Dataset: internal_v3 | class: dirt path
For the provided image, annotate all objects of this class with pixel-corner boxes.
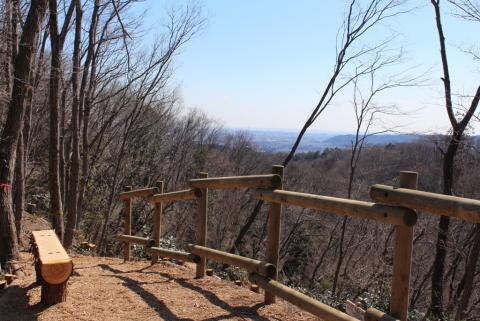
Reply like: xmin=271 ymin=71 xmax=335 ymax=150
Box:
xmin=0 ymin=254 xmax=317 ymax=321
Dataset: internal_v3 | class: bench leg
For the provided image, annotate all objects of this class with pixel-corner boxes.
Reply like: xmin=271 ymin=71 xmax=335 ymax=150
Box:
xmin=34 ymin=260 xmax=43 ymax=285
xmin=41 ymin=281 xmax=68 ymax=305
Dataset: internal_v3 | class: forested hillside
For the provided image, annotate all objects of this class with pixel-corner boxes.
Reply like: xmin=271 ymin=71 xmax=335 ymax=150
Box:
xmin=1 ymin=1 xmax=480 ymax=321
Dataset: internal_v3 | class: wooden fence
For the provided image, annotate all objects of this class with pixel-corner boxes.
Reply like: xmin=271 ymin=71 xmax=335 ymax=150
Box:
xmin=117 ymin=166 xmax=480 ymax=321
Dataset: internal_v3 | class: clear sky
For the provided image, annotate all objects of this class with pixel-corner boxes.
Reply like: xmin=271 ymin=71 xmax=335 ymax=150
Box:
xmin=136 ymin=1 xmax=480 ymax=134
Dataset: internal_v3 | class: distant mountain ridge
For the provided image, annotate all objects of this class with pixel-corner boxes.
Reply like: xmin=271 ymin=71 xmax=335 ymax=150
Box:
xmin=322 ymin=134 xmax=418 ymax=147
xmin=232 ymin=129 xmax=420 ymax=153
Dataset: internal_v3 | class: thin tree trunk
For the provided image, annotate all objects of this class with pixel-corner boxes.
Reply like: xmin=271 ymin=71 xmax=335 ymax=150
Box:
xmin=13 ymin=130 xmax=24 ymax=243
xmin=47 ymin=0 xmax=74 ymax=242
xmin=3 ymin=0 xmax=12 ymax=99
xmin=59 ymin=83 xmax=67 ymax=209
xmin=64 ymin=0 xmax=82 ymax=249
xmin=11 ymin=0 xmax=22 ymax=244
xmin=76 ymin=0 xmax=99 ymax=229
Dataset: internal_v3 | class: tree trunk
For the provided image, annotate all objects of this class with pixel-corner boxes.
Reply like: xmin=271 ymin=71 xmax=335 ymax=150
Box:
xmin=455 ymin=224 xmax=480 ymax=320
xmin=48 ymin=0 xmax=74 ymax=242
xmin=64 ymin=0 xmax=82 ymax=249
xmin=0 ymin=0 xmax=48 ymax=267
xmin=431 ymin=132 xmax=460 ymax=319
xmin=76 ymin=0 xmax=100 ymax=228
xmin=13 ymin=130 xmax=24 ymax=243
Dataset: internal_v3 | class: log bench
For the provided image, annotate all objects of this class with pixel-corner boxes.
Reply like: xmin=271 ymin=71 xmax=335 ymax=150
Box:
xmin=31 ymin=230 xmax=73 ymax=305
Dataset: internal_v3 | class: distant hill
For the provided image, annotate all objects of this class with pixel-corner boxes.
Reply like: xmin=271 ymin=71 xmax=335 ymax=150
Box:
xmin=234 ymin=129 xmax=421 ymax=153
xmin=322 ymin=134 xmax=418 ymax=148
xmin=244 ymin=129 xmax=333 ymax=153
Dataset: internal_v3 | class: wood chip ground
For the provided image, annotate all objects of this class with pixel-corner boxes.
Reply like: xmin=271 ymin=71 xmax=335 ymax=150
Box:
xmin=0 ymin=253 xmax=318 ymax=320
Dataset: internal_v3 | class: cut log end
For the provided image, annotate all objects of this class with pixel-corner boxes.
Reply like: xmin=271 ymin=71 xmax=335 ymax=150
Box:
xmin=41 ymin=261 xmax=73 ymax=285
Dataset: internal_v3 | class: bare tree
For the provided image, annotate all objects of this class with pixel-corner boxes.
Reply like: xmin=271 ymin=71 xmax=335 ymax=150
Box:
xmin=47 ymin=0 xmax=74 ymax=241
xmin=229 ymin=0 xmax=410 ymax=256
xmin=0 ymin=0 xmax=48 ymax=270
xmin=429 ymin=1 xmax=480 ymax=319
xmin=331 ymin=53 xmax=419 ymax=295
xmin=63 ymin=0 xmax=82 ymax=249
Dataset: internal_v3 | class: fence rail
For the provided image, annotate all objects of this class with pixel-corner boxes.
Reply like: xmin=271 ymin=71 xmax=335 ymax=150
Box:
xmin=146 ymin=247 xmax=199 ymax=263
xmin=189 ymin=174 xmax=281 ymax=189
xmin=119 ymin=187 xmax=157 ymax=200
xmin=255 ymin=189 xmax=417 ymax=226
xmin=249 ymin=272 xmax=359 ymax=321
xmin=149 ymin=189 xmax=200 ymax=203
xmin=116 ymin=234 xmax=155 ymax=247
xmin=370 ymin=184 xmax=480 ymax=223
xmin=117 ymin=167 xmax=479 ymax=321
xmin=186 ymin=244 xmax=276 ymax=276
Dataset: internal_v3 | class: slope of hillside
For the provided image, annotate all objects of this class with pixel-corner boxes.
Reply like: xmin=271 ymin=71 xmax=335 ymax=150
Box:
xmin=0 ymin=254 xmax=316 ymax=321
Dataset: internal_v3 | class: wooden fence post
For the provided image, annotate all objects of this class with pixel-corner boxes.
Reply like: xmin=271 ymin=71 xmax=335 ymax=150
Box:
xmin=151 ymin=181 xmax=164 ymax=264
xmin=265 ymin=165 xmax=284 ymax=304
xmin=123 ymin=186 xmax=133 ymax=262
xmin=390 ymin=171 xmax=417 ymax=321
xmin=196 ymin=172 xmax=208 ymax=278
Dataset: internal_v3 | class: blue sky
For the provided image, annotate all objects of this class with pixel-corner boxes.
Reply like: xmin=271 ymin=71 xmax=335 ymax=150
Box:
xmin=135 ymin=1 xmax=480 ymax=134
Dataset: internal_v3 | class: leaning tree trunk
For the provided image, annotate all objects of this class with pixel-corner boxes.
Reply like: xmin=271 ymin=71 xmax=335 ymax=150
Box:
xmin=0 ymin=0 xmax=48 ymax=267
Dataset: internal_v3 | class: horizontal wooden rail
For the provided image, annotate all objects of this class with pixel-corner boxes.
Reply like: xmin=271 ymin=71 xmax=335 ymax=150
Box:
xmin=186 ymin=244 xmax=276 ymax=276
xmin=249 ymin=273 xmax=359 ymax=321
xmin=370 ymin=184 xmax=480 ymax=223
xmin=146 ymin=247 xmax=200 ymax=263
xmin=116 ymin=234 xmax=155 ymax=247
xmin=255 ymin=189 xmax=417 ymax=226
xmin=365 ymin=308 xmax=399 ymax=321
xmin=119 ymin=187 xmax=157 ymax=200
xmin=189 ymin=174 xmax=281 ymax=190
xmin=149 ymin=189 xmax=201 ymax=203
